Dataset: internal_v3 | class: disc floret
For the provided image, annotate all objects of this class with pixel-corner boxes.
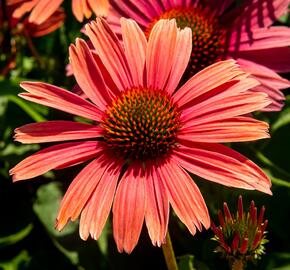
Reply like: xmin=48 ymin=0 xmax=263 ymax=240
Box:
xmin=102 ymin=88 xmax=180 ymax=160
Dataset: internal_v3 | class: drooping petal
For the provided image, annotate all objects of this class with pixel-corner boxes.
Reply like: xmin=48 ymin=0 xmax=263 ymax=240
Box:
xmin=172 ymin=143 xmax=272 ymax=194
xmin=173 ymin=60 xmax=246 ymax=109
xmin=113 ymin=162 xmax=146 ymax=253
xmin=156 ymin=158 xmax=210 ymax=235
xmin=227 ymin=0 xmax=289 ymax=30
xmin=14 ymin=121 xmax=103 ymax=143
xmin=233 ymin=47 xmax=290 ymax=73
xmin=56 ymin=154 xmax=114 ymax=231
xmin=19 ymin=82 xmax=103 ymax=121
xmin=29 ymin=0 xmax=63 ymax=24
xmin=79 ymin=161 xmax=122 ymax=241
xmin=179 ymin=117 xmax=269 ymax=143
xmin=85 ymin=18 xmax=133 ymax=91
xmin=208 ymin=0 xmax=234 ymax=16
xmin=237 ymin=58 xmax=289 ymax=111
xmin=69 ymin=39 xmax=112 ymax=110
xmin=146 ymin=19 xmax=178 ymax=90
xmin=144 ymin=160 xmax=169 ymax=247
xmin=120 ymin=18 xmax=147 ymax=87
xmin=10 ymin=141 xmax=102 ymax=181
xmin=228 ymin=27 xmax=290 ymax=52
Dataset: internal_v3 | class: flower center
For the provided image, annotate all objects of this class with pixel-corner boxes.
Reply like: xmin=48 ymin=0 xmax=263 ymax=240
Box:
xmin=102 ymin=88 xmax=180 ymax=160
xmin=146 ymin=7 xmax=225 ymax=77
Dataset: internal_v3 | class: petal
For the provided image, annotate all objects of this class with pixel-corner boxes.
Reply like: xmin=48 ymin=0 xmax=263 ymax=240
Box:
xmin=79 ymin=161 xmax=122 ymax=241
xmin=120 ymin=18 xmax=147 ymax=87
xmin=113 ymin=162 xmax=146 ymax=253
xmin=69 ymin=39 xmax=112 ymax=110
xmin=146 ymin=19 xmax=178 ymax=90
xmin=85 ymin=18 xmax=133 ymax=91
xmin=165 ymin=27 xmax=192 ymax=95
xmin=87 ymin=0 xmax=110 ymax=17
xmin=179 ymin=116 xmax=269 ymax=143
xmin=172 ymin=143 xmax=272 ymax=194
xmin=109 ymin=0 xmax=154 ymax=28
xmin=227 ymin=0 xmax=289 ymax=29
xmin=19 ymin=82 xmax=103 ymax=121
xmin=56 ymin=154 xmax=115 ymax=231
xmin=173 ymin=60 xmax=246 ymax=109
xmin=29 ymin=0 xmax=64 ymax=24
xmin=233 ymin=47 xmax=290 ymax=73
xmin=10 ymin=141 xmax=102 ymax=181
xmin=181 ymin=89 xmax=270 ymax=126
xmin=144 ymin=160 xmax=169 ymax=247
xmin=26 ymin=8 xmax=65 ymax=37
xmin=229 ymin=27 xmax=290 ymax=52
xmin=14 ymin=121 xmax=102 ymax=143
xmin=156 ymin=158 xmax=210 ymax=234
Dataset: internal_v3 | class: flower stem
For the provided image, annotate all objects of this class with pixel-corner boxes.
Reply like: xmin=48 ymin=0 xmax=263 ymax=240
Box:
xmin=231 ymin=259 xmax=244 ymax=270
xmin=162 ymin=231 xmax=179 ymax=270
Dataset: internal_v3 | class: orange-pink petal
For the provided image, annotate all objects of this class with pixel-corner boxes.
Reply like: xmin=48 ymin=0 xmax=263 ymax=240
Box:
xmin=10 ymin=141 xmax=102 ymax=181
xmin=14 ymin=121 xmax=102 ymax=143
xmin=19 ymin=82 xmax=103 ymax=121
xmin=85 ymin=18 xmax=133 ymax=91
xmin=120 ymin=18 xmax=147 ymax=87
xmin=56 ymin=154 xmax=114 ymax=231
xmin=69 ymin=38 xmax=112 ymax=110
xmin=79 ymin=161 xmax=122 ymax=241
xmin=173 ymin=143 xmax=272 ymax=194
xmin=157 ymin=158 xmax=210 ymax=235
xmin=144 ymin=160 xmax=169 ymax=247
xmin=113 ymin=163 xmax=146 ymax=253
xmin=146 ymin=19 xmax=178 ymax=90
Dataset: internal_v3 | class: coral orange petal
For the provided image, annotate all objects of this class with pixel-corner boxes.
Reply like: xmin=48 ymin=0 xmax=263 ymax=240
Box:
xmin=69 ymin=39 xmax=112 ymax=110
xmin=56 ymin=154 xmax=113 ymax=231
xmin=29 ymin=0 xmax=63 ymax=24
xmin=14 ymin=121 xmax=103 ymax=143
xmin=173 ymin=60 xmax=245 ymax=109
xmin=85 ymin=18 xmax=133 ymax=91
xmin=165 ymin=27 xmax=192 ymax=95
xmin=157 ymin=158 xmax=210 ymax=234
xmin=19 ymin=82 xmax=103 ymax=121
xmin=144 ymin=160 xmax=169 ymax=247
xmin=179 ymin=117 xmax=269 ymax=143
xmin=146 ymin=19 xmax=178 ymax=90
xmin=113 ymin=163 xmax=146 ymax=253
xmin=173 ymin=143 xmax=272 ymax=194
xmin=10 ymin=141 xmax=102 ymax=181
xmin=120 ymin=18 xmax=147 ymax=87
xmin=79 ymin=161 xmax=122 ymax=241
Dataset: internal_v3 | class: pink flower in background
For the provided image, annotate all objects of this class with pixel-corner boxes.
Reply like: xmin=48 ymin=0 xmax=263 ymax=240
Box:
xmin=1 ymin=1 xmax=65 ymax=37
xmin=108 ymin=0 xmax=290 ymax=111
xmin=10 ymin=18 xmax=271 ymax=253
xmin=7 ymin=0 xmax=109 ymax=23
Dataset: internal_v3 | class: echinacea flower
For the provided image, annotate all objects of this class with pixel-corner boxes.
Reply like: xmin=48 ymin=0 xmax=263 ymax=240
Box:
xmin=1 ymin=1 xmax=65 ymax=38
xmin=108 ymin=0 xmax=290 ymax=111
xmin=10 ymin=18 xmax=272 ymax=253
xmin=7 ymin=0 xmax=109 ymax=23
xmin=211 ymin=196 xmax=268 ymax=269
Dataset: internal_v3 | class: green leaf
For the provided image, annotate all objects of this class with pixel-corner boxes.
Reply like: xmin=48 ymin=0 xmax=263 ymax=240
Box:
xmin=271 ymin=107 xmax=290 ymax=133
xmin=0 ymin=224 xmax=33 ymax=248
xmin=33 ymin=182 xmax=77 ymax=237
xmin=0 ymin=250 xmax=30 ymax=270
